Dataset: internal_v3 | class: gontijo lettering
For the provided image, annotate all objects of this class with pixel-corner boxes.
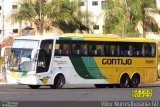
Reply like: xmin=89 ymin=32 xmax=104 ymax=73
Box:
xmin=102 ymin=58 xmax=132 ymax=65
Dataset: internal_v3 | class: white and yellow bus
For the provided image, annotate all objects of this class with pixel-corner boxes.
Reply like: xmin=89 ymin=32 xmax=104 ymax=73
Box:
xmin=6 ymin=34 xmax=158 ymax=89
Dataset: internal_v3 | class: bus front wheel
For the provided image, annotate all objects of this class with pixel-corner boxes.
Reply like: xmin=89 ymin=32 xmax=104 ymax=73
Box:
xmin=129 ymin=74 xmax=140 ymax=88
xmin=50 ymin=74 xmax=65 ymax=89
xmin=28 ymin=85 xmax=41 ymax=89
xmin=119 ymin=74 xmax=130 ymax=88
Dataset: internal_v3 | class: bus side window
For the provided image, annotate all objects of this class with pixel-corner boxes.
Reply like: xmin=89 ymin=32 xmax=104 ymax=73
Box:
xmin=145 ymin=43 xmax=155 ymax=57
xmin=96 ymin=44 xmax=104 ymax=56
xmin=89 ymin=43 xmax=104 ymax=56
xmin=89 ymin=44 xmax=97 ymax=55
xmin=55 ymin=44 xmax=61 ymax=55
xmin=72 ymin=44 xmax=80 ymax=55
xmin=109 ymin=45 xmax=117 ymax=56
xmin=151 ymin=44 xmax=156 ymax=57
xmin=92 ymin=50 xmax=97 ymax=55
xmin=89 ymin=44 xmax=96 ymax=55
xmin=132 ymin=43 xmax=143 ymax=57
xmin=62 ymin=44 xmax=70 ymax=55
xmin=120 ymin=43 xmax=130 ymax=56
xmin=81 ymin=44 xmax=88 ymax=55
xmin=55 ymin=42 xmax=70 ymax=56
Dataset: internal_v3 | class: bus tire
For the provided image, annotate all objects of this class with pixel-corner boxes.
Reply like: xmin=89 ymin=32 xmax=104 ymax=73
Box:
xmin=50 ymin=74 xmax=65 ymax=89
xmin=129 ymin=74 xmax=140 ymax=88
xmin=119 ymin=74 xmax=130 ymax=88
xmin=94 ymin=84 xmax=107 ymax=88
xmin=28 ymin=85 xmax=41 ymax=89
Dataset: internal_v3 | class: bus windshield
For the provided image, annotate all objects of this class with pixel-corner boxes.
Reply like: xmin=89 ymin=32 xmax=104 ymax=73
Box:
xmin=9 ymin=40 xmax=39 ymax=72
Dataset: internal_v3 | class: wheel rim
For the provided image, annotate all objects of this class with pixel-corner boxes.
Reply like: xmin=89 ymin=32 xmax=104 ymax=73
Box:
xmin=132 ymin=78 xmax=138 ymax=84
xmin=131 ymin=75 xmax=140 ymax=87
xmin=120 ymin=75 xmax=129 ymax=88
xmin=54 ymin=75 xmax=65 ymax=88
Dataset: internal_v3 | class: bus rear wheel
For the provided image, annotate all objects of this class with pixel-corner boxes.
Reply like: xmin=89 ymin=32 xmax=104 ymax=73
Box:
xmin=50 ymin=74 xmax=65 ymax=89
xmin=28 ymin=85 xmax=41 ymax=89
xmin=119 ymin=74 xmax=130 ymax=88
xmin=129 ymin=74 xmax=140 ymax=88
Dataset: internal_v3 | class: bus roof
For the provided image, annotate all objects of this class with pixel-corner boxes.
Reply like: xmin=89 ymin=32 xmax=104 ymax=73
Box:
xmin=14 ymin=35 xmax=57 ymax=41
xmin=14 ymin=34 xmax=157 ymax=43
xmin=60 ymin=33 xmax=157 ymax=43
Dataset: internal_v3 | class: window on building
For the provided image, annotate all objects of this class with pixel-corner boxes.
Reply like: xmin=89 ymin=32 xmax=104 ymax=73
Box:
xmin=0 ymin=30 xmax=2 ymax=34
xmin=92 ymin=1 xmax=98 ymax=6
xmin=93 ymin=25 xmax=99 ymax=30
xmin=13 ymin=29 xmax=18 ymax=33
xmin=80 ymin=2 xmax=85 ymax=6
xmin=12 ymin=5 xmax=17 ymax=9
xmin=0 ymin=6 xmax=1 ymax=10
xmin=101 ymin=1 xmax=107 ymax=9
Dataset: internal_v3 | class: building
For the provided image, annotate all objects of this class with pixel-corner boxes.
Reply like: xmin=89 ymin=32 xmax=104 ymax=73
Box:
xmin=0 ymin=0 xmax=19 ymax=42
xmin=80 ymin=0 xmax=106 ymax=34
xmin=0 ymin=0 xmax=159 ymax=43
xmin=0 ymin=0 xmax=106 ymax=42
xmin=0 ymin=0 xmax=30 ymax=43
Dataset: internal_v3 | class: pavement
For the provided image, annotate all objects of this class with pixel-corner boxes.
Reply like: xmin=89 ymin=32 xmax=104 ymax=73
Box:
xmin=0 ymin=78 xmax=160 ymax=85
xmin=0 ymin=78 xmax=8 ymax=84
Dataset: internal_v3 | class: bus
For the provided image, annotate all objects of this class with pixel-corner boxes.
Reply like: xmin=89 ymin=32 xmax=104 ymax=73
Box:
xmin=6 ymin=34 xmax=158 ymax=89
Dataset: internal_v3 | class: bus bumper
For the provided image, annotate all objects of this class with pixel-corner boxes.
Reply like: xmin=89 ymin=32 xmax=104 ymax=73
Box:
xmin=6 ymin=72 xmax=38 ymax=85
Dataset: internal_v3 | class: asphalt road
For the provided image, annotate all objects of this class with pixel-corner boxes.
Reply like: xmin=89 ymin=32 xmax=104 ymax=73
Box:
xmin=0 ymin=84 xmax=160 ymax=107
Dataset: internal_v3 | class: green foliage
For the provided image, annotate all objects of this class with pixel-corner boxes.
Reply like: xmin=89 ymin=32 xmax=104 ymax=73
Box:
xmin=0 ymin=57 xmax=3 ymax=65
xmin=10 ymin=0 xmax=91 ymax=35
xmin=10 ymin=1 xmax=36 ymax=23
xmin=104 ymin=0 xmax=158 ymax=37
xmin=143 ymin=0 xmax=156 ymax=8
xmin=49 ymin=0 xmax=91 ymax=33
xmin=104 ymin=0 xmax=142 ymax=37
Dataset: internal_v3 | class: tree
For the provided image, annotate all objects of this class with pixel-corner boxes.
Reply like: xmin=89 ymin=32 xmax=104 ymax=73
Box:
xmin=0 ymin=36 xmax=13 ymax=48
xmin=10 ymin=0 xmax=61 ymax=35
xmin=10 ymin=0 xmax=91 ymax=35
xmin=10 ymin=1 xmax=36 ymax=35
xmin=103 ymin=0 xmax=158 ymax=37
xmin=48 ymin=0 xmax=91 ymax=33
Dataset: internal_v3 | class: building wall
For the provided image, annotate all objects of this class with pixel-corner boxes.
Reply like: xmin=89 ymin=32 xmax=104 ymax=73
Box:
xmin=0 ymin=0 xmax=19 ymax=41
xmin=80 ymin=0 xmax=105 ymax=34
xmin=156 ymin=0 xmax=160 ymax=9
xmin=0 ymin=0 xmax=32 ymax=43
xmin=0 ymin=0 xmax=159 ymax=43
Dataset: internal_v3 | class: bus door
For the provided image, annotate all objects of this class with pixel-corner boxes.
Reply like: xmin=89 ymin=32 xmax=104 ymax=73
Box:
xmin=36 ymin=40 xmax=53 ymax=73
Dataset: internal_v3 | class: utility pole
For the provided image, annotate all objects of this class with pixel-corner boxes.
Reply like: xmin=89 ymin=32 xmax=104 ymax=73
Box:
xmin=2 ymin=0 xmax=5 ymax=40
xmin=142 ymin=0 xmax=145 ymax=38
xmin=86 ymin=0 xmax=89 ymax=33
xmin=39 ymin=0 xmax=42 ymax=35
